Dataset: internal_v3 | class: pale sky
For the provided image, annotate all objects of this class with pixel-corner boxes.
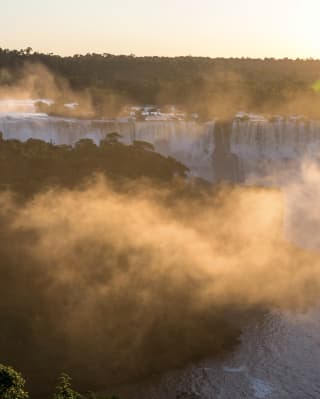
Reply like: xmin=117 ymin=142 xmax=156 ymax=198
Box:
xmin=2 ymin=0 xmax=320 ymax=58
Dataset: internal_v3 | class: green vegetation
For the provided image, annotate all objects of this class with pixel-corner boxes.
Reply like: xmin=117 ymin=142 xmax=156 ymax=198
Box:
xmin=53 ymin=374 xmax=82 ymax=399
xmin=0 ymin=132 xmax=241 ymax=397
xmin=0 ymin=132 xmax=188 ymax=195
xmin=132 ymin=140 xmax=155 ymax=151
xmin=2 ymin=48 xmax=309 ymax=399
xmin=1 ymin=48 xmax=320 ymax=118
xmin=0 ymin=366 xmax=118 ymax=399
xmin=0 ymin=364 xmax=28 ymax=399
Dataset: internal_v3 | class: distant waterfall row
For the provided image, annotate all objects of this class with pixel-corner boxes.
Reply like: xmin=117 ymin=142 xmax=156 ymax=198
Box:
xmin=1 ymin=114 xmax=320 ymax=183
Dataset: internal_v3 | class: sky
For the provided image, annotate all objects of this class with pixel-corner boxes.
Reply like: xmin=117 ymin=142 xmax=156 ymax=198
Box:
xmin=2 ymin=0 xmax=320 ymax=58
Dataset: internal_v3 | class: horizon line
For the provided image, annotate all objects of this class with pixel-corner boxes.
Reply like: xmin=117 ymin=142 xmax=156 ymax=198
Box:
xmin=1 ymin=47 xmax=320 ymax=61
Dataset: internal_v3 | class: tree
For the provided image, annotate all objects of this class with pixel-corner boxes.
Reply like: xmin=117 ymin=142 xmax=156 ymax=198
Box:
xmin=0 ymin=364 xmax=28 ymax=399
xmin=133 ymin=140 xmax=155 ymax=151
xmin=75 ymin=138 xmax=97 ymax=152
xmin=105 ymin=132 xmax=122 ymax=143
xmin=53 ymin=373 xmax=82 ymax=399
xmin=26 ymin=47 xmax=33 ymax=55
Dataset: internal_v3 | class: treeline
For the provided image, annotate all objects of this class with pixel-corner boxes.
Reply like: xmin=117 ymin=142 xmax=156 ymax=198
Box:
xmin=0 ymin=132 xmax=189 ymax=195
xmin=1 ymin=48 xmax=320 ymax=118
xmin=0 ymin=133 xmax=240 ymax=398
xmin=0 ymin=364 xmax=117 ymax=399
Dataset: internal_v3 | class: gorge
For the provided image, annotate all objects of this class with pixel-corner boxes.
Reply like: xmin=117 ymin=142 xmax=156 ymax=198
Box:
xmin=1 ymin=101 xmax=320 ymax=399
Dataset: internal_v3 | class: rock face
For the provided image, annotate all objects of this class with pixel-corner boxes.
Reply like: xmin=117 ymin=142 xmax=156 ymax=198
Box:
xmin=212 ymin=120 xmax=244 ymax=183
xmin=1 ymin=113 xmax=320 ymax=183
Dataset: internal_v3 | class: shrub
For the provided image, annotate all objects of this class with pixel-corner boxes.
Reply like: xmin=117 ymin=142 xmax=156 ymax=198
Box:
xmin=0 ymin=364 xmax=28 ymax=399
xmin=53 ymin=373 xmax=82 ymax=399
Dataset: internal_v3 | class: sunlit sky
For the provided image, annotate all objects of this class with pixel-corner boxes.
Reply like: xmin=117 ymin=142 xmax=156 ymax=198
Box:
xmin=2 ymin=0 xmax=320 ymax=58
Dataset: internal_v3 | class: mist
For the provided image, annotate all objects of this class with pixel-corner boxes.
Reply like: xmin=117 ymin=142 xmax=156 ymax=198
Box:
xmin=1 ymin=56 xmax=320 ymax=119
xmin=0 ymin=63 xmax=95 ymax=117
xmin=1 ymin=53 xmax=320 ymax=397
xmin=1 ymin=168 xmax=320 ymax=395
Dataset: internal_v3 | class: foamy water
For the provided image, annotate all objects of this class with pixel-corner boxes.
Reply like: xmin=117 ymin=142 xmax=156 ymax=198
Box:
xmin=1 ymin=101 xmax=320 ymax=398
xmin=1 ymin=103 xmax=320 ymax=184
xmin=111 ymin=310 xmax=320 ymax=399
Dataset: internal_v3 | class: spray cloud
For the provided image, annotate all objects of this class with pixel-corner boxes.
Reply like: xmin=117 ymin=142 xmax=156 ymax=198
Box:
xmin=0 ymin=171 xmax=320 ymax=395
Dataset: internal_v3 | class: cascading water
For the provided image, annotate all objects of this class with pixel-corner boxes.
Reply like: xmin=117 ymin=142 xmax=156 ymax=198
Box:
xmin=2 ymin=112 xmax=320 ymax=184
xmin=1 ymin=105 xmax=320 ymax=398
xmin=231 ymin=119 xmax=320 ymax=183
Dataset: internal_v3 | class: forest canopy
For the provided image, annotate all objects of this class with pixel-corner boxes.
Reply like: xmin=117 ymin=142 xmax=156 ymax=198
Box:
xmin=0 ymin=133 xmax=189 ymax=195
xmin=1 ymin=48 xmax=320 ymax=118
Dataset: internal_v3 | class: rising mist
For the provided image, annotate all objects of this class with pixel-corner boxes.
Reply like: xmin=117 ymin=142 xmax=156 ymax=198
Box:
xmin=1 ymin=171 xmax=320 ymax=395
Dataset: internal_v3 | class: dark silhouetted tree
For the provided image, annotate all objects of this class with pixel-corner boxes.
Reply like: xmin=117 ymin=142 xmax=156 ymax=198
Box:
xmin=133 ymin=140 xmax=155 ymax=151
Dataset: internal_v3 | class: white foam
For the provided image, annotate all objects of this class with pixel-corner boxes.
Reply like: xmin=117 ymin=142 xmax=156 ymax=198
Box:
xmin=223 ymin=365 xmax=248 ymax=373
xmin=250 ymin=378 xmax=273 ymax=398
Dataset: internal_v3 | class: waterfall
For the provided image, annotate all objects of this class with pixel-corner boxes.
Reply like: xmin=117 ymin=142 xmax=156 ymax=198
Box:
xmin=1 ymin=112 xmax=320 ymax=183
xmin=231 ymin=119 xmax=320 ymax=183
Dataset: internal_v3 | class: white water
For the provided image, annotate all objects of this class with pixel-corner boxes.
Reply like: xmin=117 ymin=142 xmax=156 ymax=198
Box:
xmin=1 ymin=112 xmax=320 ymax=183
xmin=118 ymin=310 xmax=320 ymax=399
xmin=1 ymin=105 xmax=320 ymax=398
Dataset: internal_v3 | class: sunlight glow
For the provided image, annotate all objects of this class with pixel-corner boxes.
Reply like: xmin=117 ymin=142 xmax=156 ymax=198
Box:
xmin=1 ymin=0 xmax=320 ymax=58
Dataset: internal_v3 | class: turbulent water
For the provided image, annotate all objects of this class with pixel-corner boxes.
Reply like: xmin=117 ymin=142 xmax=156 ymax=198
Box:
xmin=110 ymin=309 xmax=320 ymax=399
xmin=1 ymin=102 xmax=320 ymax=398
